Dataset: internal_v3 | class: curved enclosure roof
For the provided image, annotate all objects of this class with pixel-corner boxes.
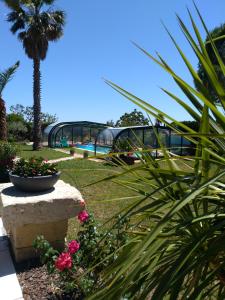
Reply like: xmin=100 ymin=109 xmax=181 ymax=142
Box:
xmin=44 ymin=121 xmax=107 ymax=148
xmin=44 ymin=122 xmax=194 ymax=157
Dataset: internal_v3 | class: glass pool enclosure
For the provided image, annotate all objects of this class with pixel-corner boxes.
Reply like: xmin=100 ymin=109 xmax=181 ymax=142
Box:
xmin=44 ymin=122 xmax=194 ymax=156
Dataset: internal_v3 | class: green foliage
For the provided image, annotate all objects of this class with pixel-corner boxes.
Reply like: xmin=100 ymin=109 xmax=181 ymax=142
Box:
xmin=33 ymin=212 xmax=129 ymax=296
xmin=9 ymin=104 xmax=58 ymax=125
xmin=115 ymin=109 xmax=149 ymax=127
xmin=4 ymin=0 xmax=65 ymax=61
xmin=0 ymin=61 xmax=19 ymax=96
xmin=12 ymin=157 xmax=58 ymax=177
xmin=86 ymin=5 xmax=225 ymax=300
xmin=7 ymin=121 xmax=28 ymax=142
xmin=173 ymin=120 xmax=200 ymax=132
xmin=0 ymin=141 xmax=17 ymax=181
xmin=8 ymin=104 xmax=58 ymax=141
xmin=196 ymin=23 xmax=225 ymax=104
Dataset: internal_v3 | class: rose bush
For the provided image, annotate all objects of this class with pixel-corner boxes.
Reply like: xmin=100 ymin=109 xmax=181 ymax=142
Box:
xmin=34 ymin=209 xmax=130 ymax=296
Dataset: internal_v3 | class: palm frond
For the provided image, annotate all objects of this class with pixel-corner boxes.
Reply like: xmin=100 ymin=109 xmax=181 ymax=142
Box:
xmin=0 ymin=61 xmax=20 ymax=96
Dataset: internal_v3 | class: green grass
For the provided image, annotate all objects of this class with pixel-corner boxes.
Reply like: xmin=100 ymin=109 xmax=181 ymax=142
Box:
xmin=18 ymin=144 xmax=69 ymax=160
xmin=61 ymin=147 xmax=96 ymax=157
xmin=57 ymin=159 xmax=139 ymax=238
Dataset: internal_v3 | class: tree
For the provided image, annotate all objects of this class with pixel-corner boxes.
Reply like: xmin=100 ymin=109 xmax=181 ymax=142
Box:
xmin=10 ymin=104 xmax=58 ymax=125
xmin=115 ymin=109 xmax=149 ymax=127
xmin=9 ymin=104 xmax=58 ymax=141
xmin=4 ymin=0 xmax=65 ymax=150
xmin=196 ymin=23 xmax=225 ymax=104
xmin=0 ymin=62 xmax=19 ymax=141
xmin=106 ymin=120 xmax=115 ymax=127
xmin=155 ymin=113 xmax=165 ymax=126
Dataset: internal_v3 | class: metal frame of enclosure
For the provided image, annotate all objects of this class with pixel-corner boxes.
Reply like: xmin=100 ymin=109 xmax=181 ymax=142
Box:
xmin=95 ymin=125 xmax=194 ymax=156
xmin=43 ymin=121 xmax=107 ymax=148
xmin=44 ymin=123 xmax=194 ymax=156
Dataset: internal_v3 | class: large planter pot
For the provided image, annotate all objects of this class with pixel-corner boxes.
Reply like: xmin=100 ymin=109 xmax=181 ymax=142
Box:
xmin=9 ymin=172 xmax=61 ymax=192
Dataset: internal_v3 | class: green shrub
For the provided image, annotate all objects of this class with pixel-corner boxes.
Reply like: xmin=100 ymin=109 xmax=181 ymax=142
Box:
xmin=0 ymin=142 xmax=17 ymax=182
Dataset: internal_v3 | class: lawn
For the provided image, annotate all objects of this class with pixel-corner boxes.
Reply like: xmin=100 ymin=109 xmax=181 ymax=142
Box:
xmin=1 ymin=144 xmax=195 ymax=239
xmin=57 ymin=158 xmax=140 ymax=238
xmin=18 ymin=144 xmax=70 ymax=160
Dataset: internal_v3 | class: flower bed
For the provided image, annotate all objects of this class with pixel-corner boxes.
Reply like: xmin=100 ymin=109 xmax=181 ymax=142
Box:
xmin=31 ymin=209 xmax=129 ymax=298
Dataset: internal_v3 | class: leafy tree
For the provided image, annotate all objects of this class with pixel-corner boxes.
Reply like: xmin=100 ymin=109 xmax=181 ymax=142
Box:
xmin=115 ymin=109 xmax=149 ymax=127
xmin=196 ymin=23 xmax=225 ymax=104
xmin=10 ymin=104 xmax=58 ymax=125
xmin=7 ymin=121 xmax=28 ymax=142
xmin=4 ymin=0 xmax=65 ymax=150
xmin=9 ymin=104 xmax=57 ymax=141
xmin=172 ymin=120 xmax=200 ymax=132
xmin=7 ymin=113 xmax=25 ymax=123
xmin=0 ymin=62 xmax=19 ymax=141
xmin=106 ymin=120 xmax=115 ymax=127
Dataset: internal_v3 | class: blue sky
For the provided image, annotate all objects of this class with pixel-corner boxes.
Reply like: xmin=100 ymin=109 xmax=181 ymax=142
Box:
xmin=0 ymin=0 xmax=225 ymax=124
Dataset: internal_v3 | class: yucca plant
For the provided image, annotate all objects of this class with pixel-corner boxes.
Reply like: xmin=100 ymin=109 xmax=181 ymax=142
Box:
xmin=86 ymin=4 xmax=225 ymax=300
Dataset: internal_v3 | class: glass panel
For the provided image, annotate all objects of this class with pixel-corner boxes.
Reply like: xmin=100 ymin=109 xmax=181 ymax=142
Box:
xmin=158 ymin=128 xmax=170 ymax=147
xmin=170 ymin=132 xmax=182 ymax=155
xmin=97 ymin=129 xmax=114 ymax=146
xmin=144 ymin=128 xmax=157 ymax=148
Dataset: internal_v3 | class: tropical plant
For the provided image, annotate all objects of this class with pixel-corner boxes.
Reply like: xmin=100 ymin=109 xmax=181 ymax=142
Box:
xmin=0 ymin=62 xmax=19 ymax=141
xmin=85 ymin=4 xmax=225 ymax=300
xmin=4 ymin=0 xmax=65 ymax=150
xmin=196 ymin=23 xmax=225 ymax=104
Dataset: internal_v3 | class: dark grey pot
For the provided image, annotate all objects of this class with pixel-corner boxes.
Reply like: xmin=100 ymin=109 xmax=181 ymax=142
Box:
xmin=9 ymin=172 xmax=61 ymax=192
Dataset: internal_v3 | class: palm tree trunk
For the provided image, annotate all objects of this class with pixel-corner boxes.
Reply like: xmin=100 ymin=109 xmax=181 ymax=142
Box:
xmin=0 ymin=97 xmax=7 ymax=141
xmin=33 ymin=57 xmax=42 ymax=150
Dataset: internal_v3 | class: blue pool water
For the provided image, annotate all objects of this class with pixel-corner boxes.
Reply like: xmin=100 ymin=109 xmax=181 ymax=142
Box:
xmin=75 ymin=144 xmax=111 ymax=154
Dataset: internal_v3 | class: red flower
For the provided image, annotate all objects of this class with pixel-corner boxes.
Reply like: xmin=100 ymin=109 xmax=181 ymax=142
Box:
xmin=55 ymin=252 xmax=72 ymax=271
xmin=68 ymin=240 xmax=80 ymax=254
xmin=78 ymin=210 xmax=89 ymax=223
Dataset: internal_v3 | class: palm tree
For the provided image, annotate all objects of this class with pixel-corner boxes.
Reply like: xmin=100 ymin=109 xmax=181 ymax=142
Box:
xmin=4 ymin=0 xmax=65 ymax=150
xmin=0 ymin=62 xmax=20 ymax=141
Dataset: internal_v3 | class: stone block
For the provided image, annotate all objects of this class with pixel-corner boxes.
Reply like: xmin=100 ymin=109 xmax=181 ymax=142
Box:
xmin=0 ymin=180 xmax=85 ymax=262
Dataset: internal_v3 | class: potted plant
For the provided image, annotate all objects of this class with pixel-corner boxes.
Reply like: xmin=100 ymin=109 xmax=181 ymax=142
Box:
xmin=114 ymin=139 xmax=135 ymax=165
xmin=69 ymin=147 xmax=75 ymax=156
xmin=9 ymin=157 xmax=60 ymax=192
xmin=83 ymin=150 xmax=89 ymax=159
xmin=0 ymin=142 xmax=17 ymax=182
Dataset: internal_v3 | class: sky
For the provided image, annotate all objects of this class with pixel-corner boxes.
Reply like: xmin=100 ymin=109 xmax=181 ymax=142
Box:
xmin=0 ymin=0 xmax=225 ymax=124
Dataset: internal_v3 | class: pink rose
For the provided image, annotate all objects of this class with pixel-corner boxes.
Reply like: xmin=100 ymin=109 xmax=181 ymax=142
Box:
xmin=55 ymin=252 xmax=72 ymax=271
xmin=80 ymin=199 xmax=86 ymax=207
xmin=78 ymin=210 xmax=89 ymax=223
xmin=68 ymin=240 xmax=80 ymax=254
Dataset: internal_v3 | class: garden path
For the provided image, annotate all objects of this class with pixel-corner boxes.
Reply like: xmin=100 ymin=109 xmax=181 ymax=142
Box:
xmin=0 ymin=218 xmax=23 ymax=300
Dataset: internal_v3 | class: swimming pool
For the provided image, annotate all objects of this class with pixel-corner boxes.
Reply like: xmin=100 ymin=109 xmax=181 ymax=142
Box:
xmin=75 ymin=143 xmax=111 ymax=154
